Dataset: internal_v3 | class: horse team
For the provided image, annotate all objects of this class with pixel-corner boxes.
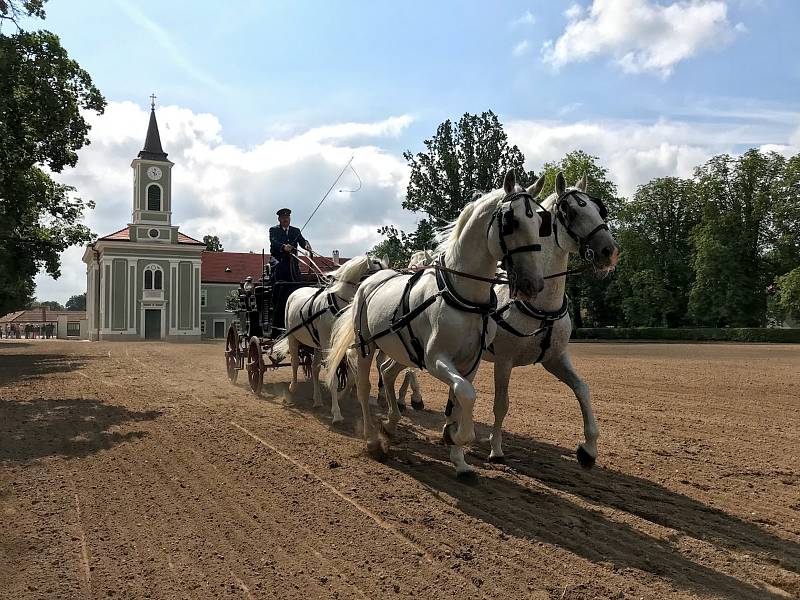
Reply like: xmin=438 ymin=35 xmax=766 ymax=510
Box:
xmin=275 ymin=169 xmax=619 ymax=477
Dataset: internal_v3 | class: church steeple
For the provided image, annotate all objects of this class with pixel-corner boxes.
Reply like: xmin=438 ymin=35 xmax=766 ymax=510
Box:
xmin=130 ymin=94 xmax=174 ymax=230
xmin=138 ymin=94 xmax=168 ymax=161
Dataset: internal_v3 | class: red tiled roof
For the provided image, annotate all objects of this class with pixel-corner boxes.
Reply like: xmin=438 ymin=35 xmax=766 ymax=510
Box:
xmin=0 ymin=310 xmax=86 ymax=324
xmin=96 ymin=227 xmax=204 ymax=245
xmin=201 ymin=251 xmax=348 ymax=284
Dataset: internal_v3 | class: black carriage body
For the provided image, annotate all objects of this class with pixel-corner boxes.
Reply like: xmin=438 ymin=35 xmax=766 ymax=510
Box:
xmin=232 ymin=280 xmax=320 ymax=340
xmin=225 ymin=265 xmax=325 ymax=393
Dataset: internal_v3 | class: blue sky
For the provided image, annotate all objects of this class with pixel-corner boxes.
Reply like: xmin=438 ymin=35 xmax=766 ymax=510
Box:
xmin=27 ymin=0 xmax=800 ymax=303
xmin=38 ymin=0 xmax=799 ymax=147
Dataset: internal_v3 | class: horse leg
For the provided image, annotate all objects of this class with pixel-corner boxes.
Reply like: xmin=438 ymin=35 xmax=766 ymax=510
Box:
xmin=356 ymin=351 xmax=386 ymax=459
xmin=542 ymin=352 xmax=599 ymax=469
xmin=311 ymin=348 xmax=323 ymax=408
xmin=400 ymin=369 xmax=424 ymax=410
xmin=428 ymin=355 xmax=477 ymax=476
xmin=287 ymin=336 xmax=300 ymax=394
xmin=379 ymin=360 xmax=406 ymax=436
xmin=489 ymin=359 xmax=513 ymax=463
xmin=375 ymin=350 xmax=386 ymax=405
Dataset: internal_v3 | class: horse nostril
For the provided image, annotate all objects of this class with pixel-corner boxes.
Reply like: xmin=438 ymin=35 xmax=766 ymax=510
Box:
xmin=602 ymin=246 xmax=611 ymax=257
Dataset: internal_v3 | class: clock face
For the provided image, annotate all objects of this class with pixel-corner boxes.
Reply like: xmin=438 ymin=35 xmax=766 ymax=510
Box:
xmin=147 ymin=166 xmax=162 ymax=181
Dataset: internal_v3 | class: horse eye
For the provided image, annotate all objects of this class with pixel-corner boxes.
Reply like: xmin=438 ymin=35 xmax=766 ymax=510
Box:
xmin=568 ymin=206 xmax=578 ymax=221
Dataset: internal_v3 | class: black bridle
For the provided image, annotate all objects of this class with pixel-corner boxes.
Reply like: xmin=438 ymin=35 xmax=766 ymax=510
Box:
xmin=487 ymin=190 xmax=552 ymax=271
xmin=555 ymin=189 xmax=609 ymax=263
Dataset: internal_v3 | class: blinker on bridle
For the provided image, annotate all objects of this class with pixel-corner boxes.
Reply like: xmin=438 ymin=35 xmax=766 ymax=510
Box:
xmin=490 ymin=189 xmax=553 ymax=271
xmin=556 ymin=189 xmax=609 ymax=262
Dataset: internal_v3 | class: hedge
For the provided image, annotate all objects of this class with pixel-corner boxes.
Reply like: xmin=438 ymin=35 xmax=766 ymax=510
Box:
xmin=572 ymin=327 xmax=800 ymax=343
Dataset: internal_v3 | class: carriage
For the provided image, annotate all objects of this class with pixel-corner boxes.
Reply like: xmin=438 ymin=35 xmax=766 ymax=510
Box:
xmin=224 ymin=259 xmax=324 ymax=395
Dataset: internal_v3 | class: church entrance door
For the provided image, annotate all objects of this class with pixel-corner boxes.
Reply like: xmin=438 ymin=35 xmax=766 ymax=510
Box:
xmin=144 ymin=309 xmax=161 ymax=340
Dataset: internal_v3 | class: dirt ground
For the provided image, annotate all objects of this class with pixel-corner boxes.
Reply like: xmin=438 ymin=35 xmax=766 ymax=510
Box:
xmin=0 ymin=339 xmax=798 ymax=600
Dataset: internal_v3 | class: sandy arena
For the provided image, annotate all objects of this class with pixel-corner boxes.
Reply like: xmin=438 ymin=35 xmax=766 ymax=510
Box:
xmin=0 ymin=340 xmax=798 ymax=599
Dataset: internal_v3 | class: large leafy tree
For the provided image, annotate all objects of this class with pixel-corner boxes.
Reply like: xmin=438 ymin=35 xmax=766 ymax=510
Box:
xmin=538 ymin=151 xmax=623 ymax=327
xmin=0 ymin=0 xmax=105 ymax=314
xmin=373 ymin=111 xmax=531 ymax=261
xmin=689 ymin=150 xmax=785 ymax=326
xmin=613 ymin=177 xmax=700 ymax=326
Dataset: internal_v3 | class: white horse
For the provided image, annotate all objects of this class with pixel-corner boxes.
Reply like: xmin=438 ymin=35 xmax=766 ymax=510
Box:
xmin=272 ymin=254 xmax=387 ymax=423
xmin=326 ymin=170 xmax=547 ymax=476
xmin=484 ymin=173 xmax=619 ymax=467
xmin=375 ymin=250 xmax=434 ymax=411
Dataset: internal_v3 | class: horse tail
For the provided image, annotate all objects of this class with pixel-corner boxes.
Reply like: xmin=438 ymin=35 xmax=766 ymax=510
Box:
xmin=270 ymin=338 xmax=290 ymax=362
xmin=326 ymin=303 xmax=355 ymax=391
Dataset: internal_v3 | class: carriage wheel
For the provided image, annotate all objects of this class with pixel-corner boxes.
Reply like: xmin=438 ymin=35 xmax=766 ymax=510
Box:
xmin=246 ymin=336 xmax=264 ymax=395
xmin=224 ymin=325 xmax=239 ymax=384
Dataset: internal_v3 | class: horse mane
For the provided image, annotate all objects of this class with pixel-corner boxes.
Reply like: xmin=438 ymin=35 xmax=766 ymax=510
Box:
xmin=435 ymin=189 xmax=505 ymax=255
xmin=540 ymin=191 xmax=559 ymax=212
xmin=328 ymin=255 xmax=369 ymax=289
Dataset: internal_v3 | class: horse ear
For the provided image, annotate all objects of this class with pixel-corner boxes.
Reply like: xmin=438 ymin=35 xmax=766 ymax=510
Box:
xmin=382 ymin=254 xmax=389 ymax=268
xmin=503 ymin=169 xmax=517 ymax=194
xmin=576 ymin=174 xmax=588 ymax=192
xmin=555 ymin=172 xmax=566 ymax=196
xmin=526 ymin=174 xmax=546 ymax=197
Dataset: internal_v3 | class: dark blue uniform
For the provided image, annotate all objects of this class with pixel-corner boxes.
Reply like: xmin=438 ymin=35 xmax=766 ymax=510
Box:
xmin=269 ymin=225 xmax=308 ymax=282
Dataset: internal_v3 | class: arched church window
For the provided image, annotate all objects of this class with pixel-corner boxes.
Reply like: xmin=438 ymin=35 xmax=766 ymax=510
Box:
xmin=147 ymin=184 xmax=162 ymax=211
xmin=144 ymin=264 xmax=163 ymax=290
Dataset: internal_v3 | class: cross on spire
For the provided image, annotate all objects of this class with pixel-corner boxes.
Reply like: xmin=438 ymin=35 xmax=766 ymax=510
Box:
xmin=149 ymin=93 xmax=157 ymax=110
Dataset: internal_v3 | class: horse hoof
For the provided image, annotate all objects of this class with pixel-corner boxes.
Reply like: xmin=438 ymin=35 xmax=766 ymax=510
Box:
xmin=576 ymin=445 xmax=596 ymax=470
xmin=488 ymin=455 xmax=505 ymax=464
xmin=456 ymin=467 xmax=477 ymax=480
xmin=442 ymin=423 xmax=457 ymax=446
xmin=410 ymin=399 xmax=424 ymax=411
xmin=398 ymin=402 xmax=406 ymax=413
xmin=367 ymin=438 xmax=388 ymax=461
xmin=331 ymin=417 xmax=345 ymax=427
xmin=288 ymin=382 xmax=297 ymax=393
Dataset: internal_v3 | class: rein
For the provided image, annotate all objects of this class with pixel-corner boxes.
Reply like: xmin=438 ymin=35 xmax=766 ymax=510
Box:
xmin=408 ymin=262 xmax=588 ymax=284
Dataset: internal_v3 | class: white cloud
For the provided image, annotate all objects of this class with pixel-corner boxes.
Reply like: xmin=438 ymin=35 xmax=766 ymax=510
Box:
xmin=506 ymin=115 xmax=799 ymax=198
xmin=564 ymin=3 xmax=585 ymax=20
xmin=512 ymin=40 xmax=531 ymax=57
xmin=542 ymin=0 xmax=740 ymax=77
xmin=33 ymin=102 xmax=414 ymax=303
xmin=510 ymin=10 xmax=537 ymax=27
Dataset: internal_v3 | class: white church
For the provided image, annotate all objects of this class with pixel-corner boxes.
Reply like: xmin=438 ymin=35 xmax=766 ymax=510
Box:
xmin=82 ymin=102 xmax=205 ymax=341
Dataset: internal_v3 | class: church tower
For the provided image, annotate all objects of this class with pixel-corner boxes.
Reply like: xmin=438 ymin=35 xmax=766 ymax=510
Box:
xmin=129 ymin=95 xmax=176 ymax=242
xmin=83 ymin=95 xmax=204 ymax=342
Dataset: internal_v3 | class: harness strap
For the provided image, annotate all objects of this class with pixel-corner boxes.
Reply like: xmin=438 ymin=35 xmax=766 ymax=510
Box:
xmin=303 ymin=288 xmax=326 ymax=345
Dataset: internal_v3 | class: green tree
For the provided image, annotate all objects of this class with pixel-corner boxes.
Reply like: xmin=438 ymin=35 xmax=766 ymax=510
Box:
xmin=775 ymin=267 xmax=800 ymax=322
xmin=373 ymin=111 xmax=531 ymax=259
xmin=203 ymin=234 xmax=224 ymax=252
xmin=0 ymin=1 xmax=105 ymax=314
xmin=689 ymin=150 xmax=785 ymax=326
xmin=538 ymin=150 xmax=623 ymax=327
xmin=28 ymin=299 xmax=64 ymax=311
xmin=613 ymin=177 xmax=700 ymax=326
xmin=65 ymin=293 xmax=86 ymax=311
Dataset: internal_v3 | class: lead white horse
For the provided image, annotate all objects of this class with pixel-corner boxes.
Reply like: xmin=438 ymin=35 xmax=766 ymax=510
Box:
xmin=389 ymin=173 xmax=621 ymax=468
xmin=326 ymin=170 xmax=547 ymax=475
xmin=272 ymin=254 xmax=387 ymax=422
xmin=484 ymin=173 xmax=619 ymax=467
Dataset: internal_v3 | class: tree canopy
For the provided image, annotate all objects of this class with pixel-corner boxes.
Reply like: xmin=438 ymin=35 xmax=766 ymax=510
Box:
xmin=375 ymin=110 xmax=800 ymax=329
xmin=203 ymin=235 xmax=224 ymax=252
xmin=65 ymin=293 xmax=86 ymax=311
xmin=374 ymin=111 xmax=532 ymax=265
xmin=0 ymin=0 xmax=105 ymax=314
